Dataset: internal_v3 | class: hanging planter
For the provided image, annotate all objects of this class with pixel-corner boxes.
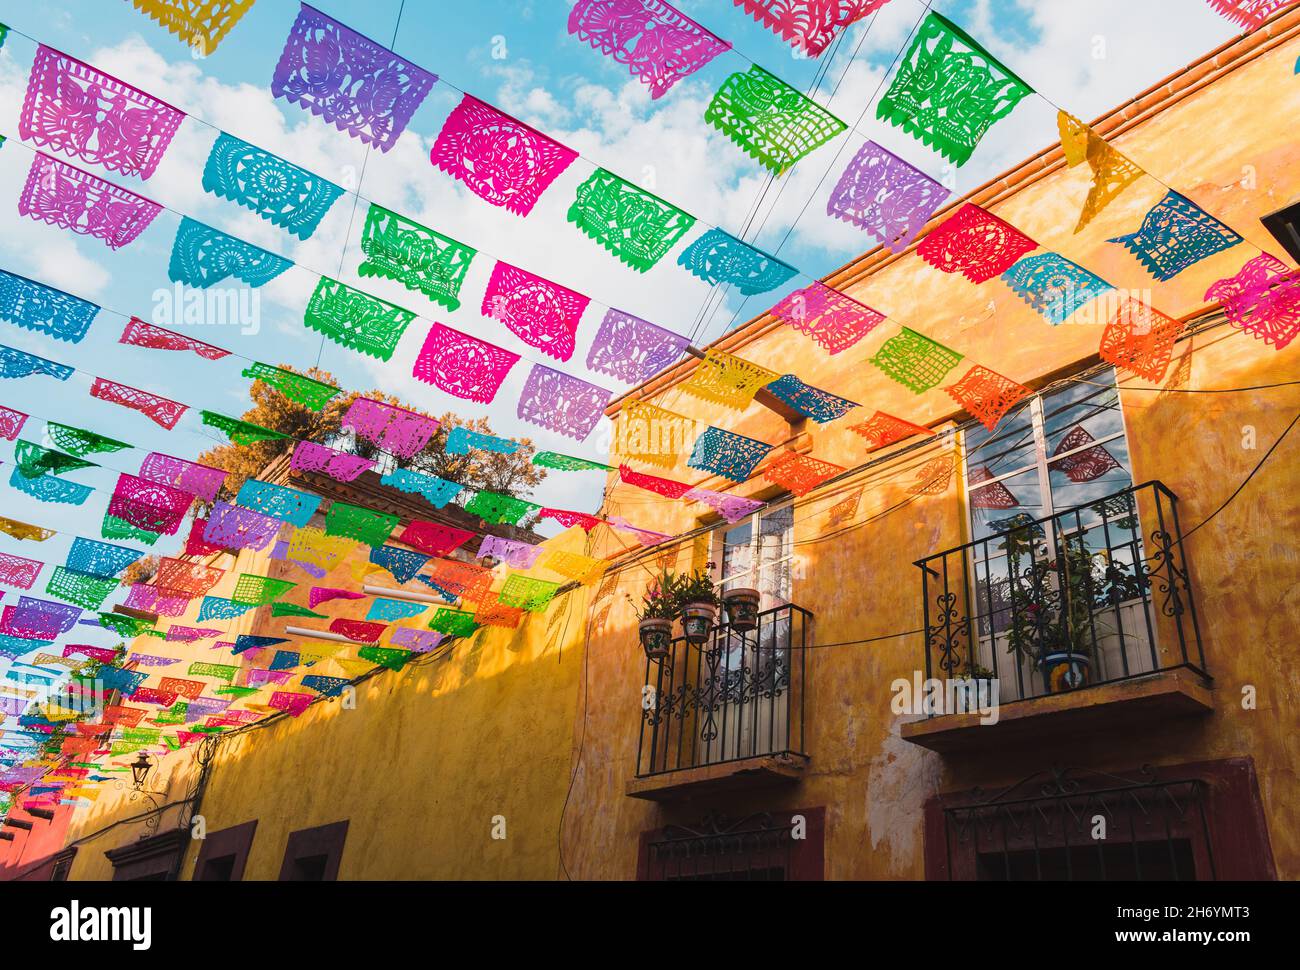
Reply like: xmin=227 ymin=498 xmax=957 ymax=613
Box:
xmin=679 ymin=602 xmax=718 ymax=645
xmin=722 ymin=587 xmax=761 ymax=632
xmin=638 ymin=617 xmax=674 ymax=660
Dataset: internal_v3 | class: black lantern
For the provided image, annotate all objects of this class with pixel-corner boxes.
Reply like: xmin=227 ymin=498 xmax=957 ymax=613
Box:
xmin=130 ymin=751 xmax=153 ymax=789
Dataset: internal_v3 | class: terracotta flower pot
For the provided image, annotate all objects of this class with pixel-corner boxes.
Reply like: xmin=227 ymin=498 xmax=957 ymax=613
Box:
xmin=679 ymin=602 xmax=718 ymax=646
xmin=638 ymin=618 xmax=674 ymax=660
xmin=722 ymin=588 xmax=761 ymax=632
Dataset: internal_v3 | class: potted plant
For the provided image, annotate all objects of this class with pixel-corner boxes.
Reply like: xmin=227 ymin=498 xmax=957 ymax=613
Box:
xmin=956 ymin=662 xmax=999 ymax=712
xmin=721 ymin=585 xmax=762 ymax=632
xmin=676 ymin=565 xmax=720 ymax=646
xmin=635 ymin=572 xmax=680 ymax=661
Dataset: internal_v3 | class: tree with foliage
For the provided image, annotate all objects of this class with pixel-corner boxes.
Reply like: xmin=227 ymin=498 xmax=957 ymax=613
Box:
xmin=197 ymin=365 xmax=546 ymax=503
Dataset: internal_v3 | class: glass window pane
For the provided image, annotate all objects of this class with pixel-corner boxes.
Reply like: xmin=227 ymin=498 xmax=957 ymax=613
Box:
xmin=969 ymin=469 xmax=1048 ymax=543
xmin=721 ymin=522 xmax=752 ymax=583
xmin=1048 ymin=433 xmax=1135 ymax=516
xmin=1044 ymin=369 xmax=1123 ymax=454
xmin=964 ymin=406 xmax=1037 ymax=483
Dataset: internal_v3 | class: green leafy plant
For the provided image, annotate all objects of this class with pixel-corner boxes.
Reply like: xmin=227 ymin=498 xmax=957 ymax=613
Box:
xmin=676 ymin=564 xmax=719 ymax=607
xmin=633 ymin=571 xmax=682 ymax=622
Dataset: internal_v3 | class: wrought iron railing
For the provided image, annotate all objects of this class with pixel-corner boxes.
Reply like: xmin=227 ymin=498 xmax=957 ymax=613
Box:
xmin=915 ymin=481 xmax=1206 ymax=708
xmin=636 ymin=604 xmax=810 ymax=777
xmin=941 ymin=765 xmax=1215 ymax=880
xmin=643 ymin=812 xmax=797 ymax=881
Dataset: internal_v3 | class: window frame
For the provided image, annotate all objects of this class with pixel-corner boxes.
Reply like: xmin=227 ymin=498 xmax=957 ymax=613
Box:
xmin=710 ymin=496 xmax=796 ymax=608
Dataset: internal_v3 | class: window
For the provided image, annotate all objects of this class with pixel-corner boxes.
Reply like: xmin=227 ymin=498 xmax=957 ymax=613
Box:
xmin=278 ymin=820 xmax=348 ymax=881
xmin=105 ymin=830 xmax=187 ymax=881
xmin=638 ymin=809 xmax=825 ymax=881
xmin=959 ymin=369 xmax=1155 ymax=696
xmin=193 ymin=820 xmax=257 ymax=881
xmin=715 ymin=501 xmax=794 ymax=609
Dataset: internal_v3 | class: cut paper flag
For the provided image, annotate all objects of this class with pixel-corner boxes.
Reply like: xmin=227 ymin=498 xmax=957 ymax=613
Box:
xmin=413 ymin=322 xmax=520 ymax=403
xmin=397 ymin=520 xmax=474 ymax=558
xmin=567 ymin=0 xmax=731 ymax=100
xmin=586 ymin=308 xmax=689 ymax=384
xmin=498 ymin=575 xmax=561 ymax=613
xmin=429 ymin=608 xmax=477 ymax=638
xmin=966 ymin=466 xmax=1019 ymax=509
xmin=14 ymin=440 xmax=96 ymax=478
xmin=677 ymin=229 xmax=798 ymax=295
xmin=425 ymin=559 xmax=493 ymax=604
xmin=291 ymin=441 xmax=375 ymax=483
xmin=765 ymin=374 xmax=858 ymax=423
xmin=366 ymin=598 xmax=426 ymax=623
xmin=478 ymin=535 xmax=545 ymax=569
xmin=533 ymin=451 xmax=611 ymax=472
xmin=119 ymin=318 xmax=230 ymax=360
xmin=242 ymin=363 xmax=340 ymax=410
xmin=200 ymin=410 xmax=291 ymax=446
xmin=688 ymin=427 xmax=773 ymax=483
xmin=204 ymin=501 xmax=283 ymax=552
xmin=286 ymin=527 xmax=351 ymax=574
xmin=302 ymin=675 xmax=351 ymax=697
xmin=67 ymin=538 xmax=142 ymax=578
xmin=272 ymin=3 xmax=437 ymax=152
xmin=445 ymin=427 xmax=518 ymax=455
xmin=232 ymin=574 xmax=296 ymax=606
xmin=370 ymin=544 xmax=430 ymax=584
xmin=19 ymin=153 xmax=161 ymax=250
xmin=9 ymin=466 xmax=92 ymax=506
xmin=1098 ymin=298 xmax=1183 ymax=382
xmin=705 ymin=65 xmax=848 ymax=174
xmin=0 ymin=516 xmax=55 ymax=542
xmin=330 ymin=618 xmax=388 ymax=643
xmin=235 ymin=479 xmax=321 ymax=527
xmin=1056 ymin=113 xmax=1144 ymax=233
xmin=1205 ymin=253 xmax=1300 ymax=350
xmin=869 ymin=327 xmax=963 ymax=393
xmin=683 ymin=349 xmax=780 ymax=410
xmin=155 ymin=557 xmax=224 ymax=597
xmin=477 ymin=604 xmax=524 ymax=628
xmin=516 ymin=364 xmax=611 ymax=441
xmin=431 ymin=95 xmax=577 ymax=216
xmin=138 ymin=453 xmax=227 ymax=502
xmin=20 ymin=45 xmax=185 ymax=180
xmin=325 ymin=502 xmax=399 ymax=548
xmin=0 ymin=344 xmax=74 ymax=382
xmin=46 ymin=567 xmax=118 ymax=612
xmin=907 ymin=455 xmax=955 ymax=495
xmin=0 ymin=269 xmax=100 ymax=344
xmin=127 ymin=0 xmax=255 ymax=53
xmin=918 ymin=204 xmax=1037 ymax=283
xmin=310 ymin=586 xmax=366 ymax=610
xmin=617 ymin=399 xmax=694 ymax=468
xmin=482 ymin=262 xmax=590 ymax=362
xmin=89 ymin=378 xmax=188 ymax=429
xmin=849 ymin=411 xmax=934 ymax=450
xmin=1000 ymin=252 xmax=1114 ymax=325
xmin=0 ymin=406 xmax=28 ymax=441
xmin=763 ymin=451 xmax=844 ymax=496
xmin=107 ymin=473 xmax=193 ymax=538
xmin=827 ymin=140 xmax=949 ymax=252
xmin=0 ymin=553 xmax=42 ymax=590
xmin=772 ymin=282 xmax=885 ymax=355
xmin=538 ymin=508 xmax=604 ymax=531
xmin=538 ymin=550 xmax=606 ymax=584
xmin=946 ymin=365 xmax=1031 ymax=432
xmin=203 ymin=133 xmax=343 ymax=240
xmin=618 ymin=463 xmax=692 ymax=498
xmin=343 ymin=397 xmax=439 ymax=459
xmin=380 ymin=468 xmax=463 ymax=507
xmin=608 ymin=516 xmax=673 ymax=546
xmin=1205 ymin=0 xmax=1299 ymax=30
xmin=569 ymin=168 xmax=696 ymax=271
xmin=169 ymin=218 xmax=290 ymax=288
xmin=1108 ymin=191 xmax=1243 ymax=281
xmin=359 ymin=205 xmax=475 ymax=311
xmin=464 ymin=491 xmax=539 ymax=526
xmin=735 ymin=0 xmax=891 ymax=56
xmin=877 ymin=12 xmax=1032 ymax=166
xmin=46 ymin=423 xmax=129 ymax=457
xmin=305 ymin=277 xmax=416 ymax=362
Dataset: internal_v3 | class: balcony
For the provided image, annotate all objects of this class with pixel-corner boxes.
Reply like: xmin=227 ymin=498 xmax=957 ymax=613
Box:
xmin=903 ymin=481 xmax=1212 ymax=753
xmin=628 ymin=604 xmax=811 ymax=801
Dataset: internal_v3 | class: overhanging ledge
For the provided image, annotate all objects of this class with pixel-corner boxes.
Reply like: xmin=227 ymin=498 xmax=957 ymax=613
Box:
xmin=899 ymin=668 xmax=1214 ymax=755
xmin=626 ymin=752 xmax=810 ymax=802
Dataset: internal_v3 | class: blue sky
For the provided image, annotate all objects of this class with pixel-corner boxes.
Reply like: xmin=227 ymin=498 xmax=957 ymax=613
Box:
xmin=0 ymin=0 xmax=1241 ymax=564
